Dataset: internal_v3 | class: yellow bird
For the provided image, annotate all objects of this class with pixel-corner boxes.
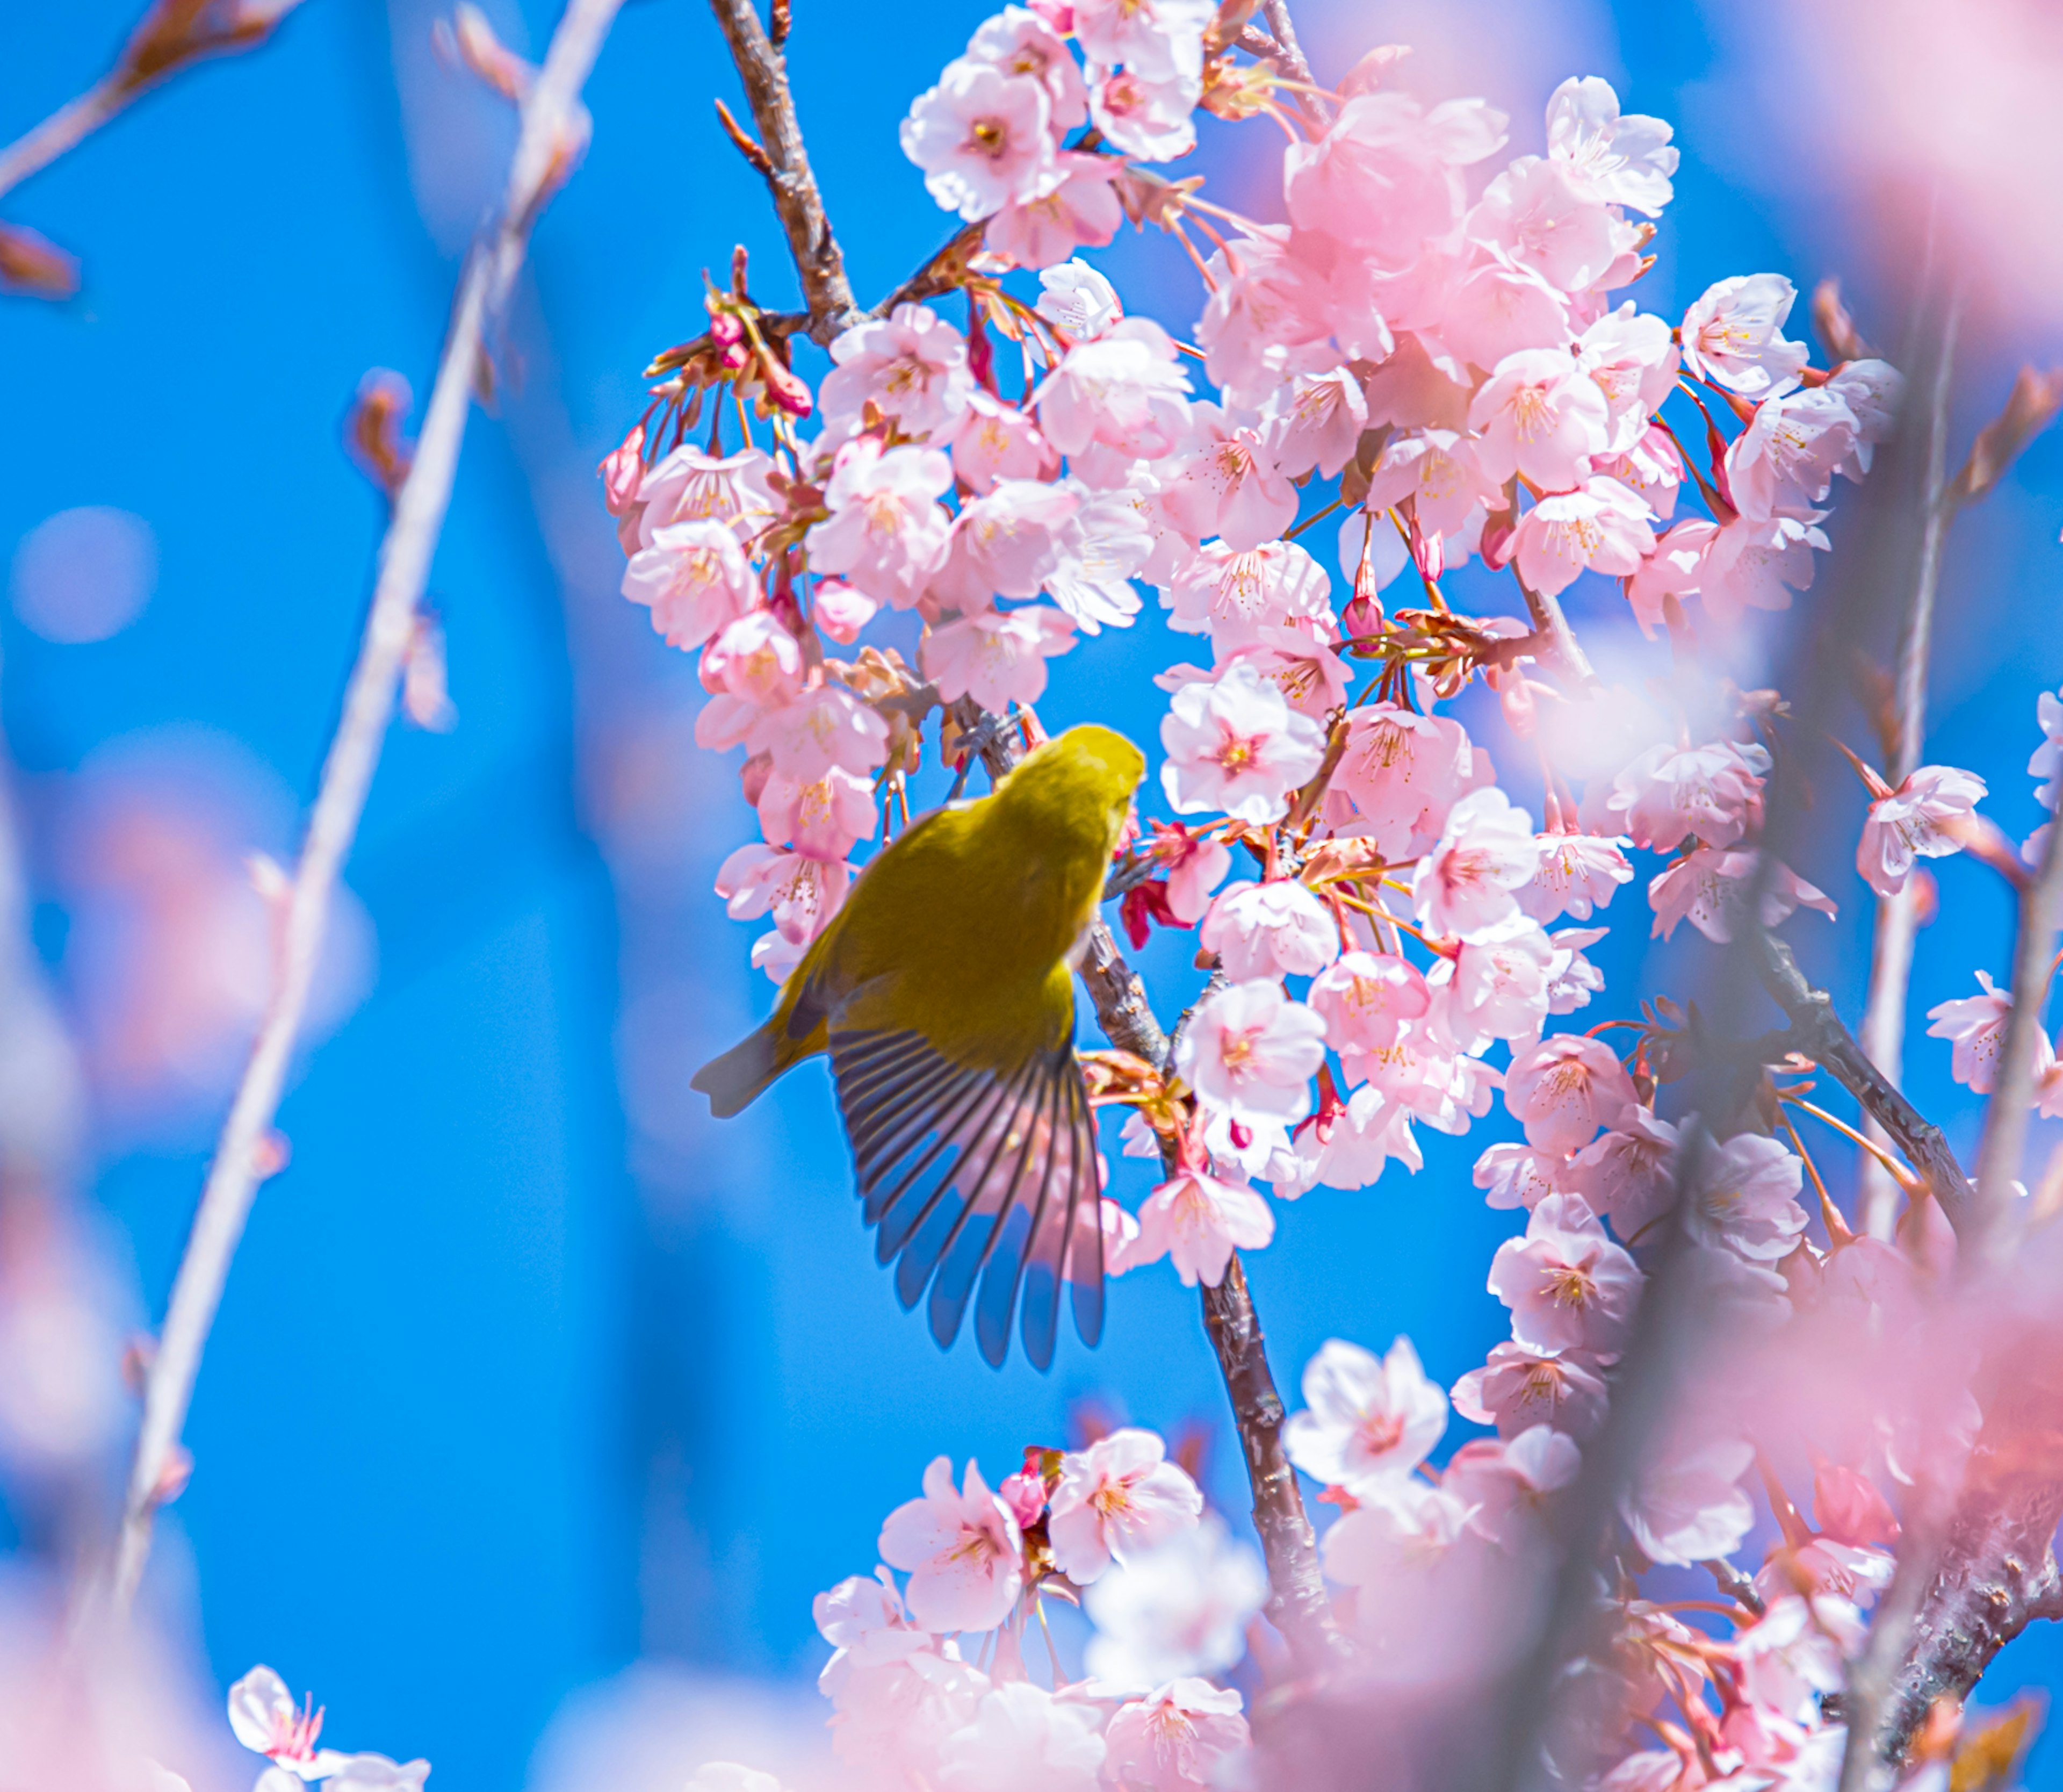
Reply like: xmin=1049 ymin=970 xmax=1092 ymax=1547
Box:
xmin=693 ymin=723 xmax=1146 ymax=1369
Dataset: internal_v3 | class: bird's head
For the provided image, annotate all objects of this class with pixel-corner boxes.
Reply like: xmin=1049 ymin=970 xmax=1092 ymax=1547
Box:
xmin=1000 ymin=724 xmax=1146 ymax=854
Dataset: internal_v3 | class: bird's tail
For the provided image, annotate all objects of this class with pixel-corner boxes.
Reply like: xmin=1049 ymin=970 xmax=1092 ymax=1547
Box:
xmin=691 ymin=1011 xmax=825 ymax=1117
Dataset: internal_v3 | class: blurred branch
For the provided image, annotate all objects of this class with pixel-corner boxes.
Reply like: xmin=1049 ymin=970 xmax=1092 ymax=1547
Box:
xmin=0 ymin=0 xmax=313 ymax=299
xmin=105 ymin=0 xmax=624 ymax=1617
xmin=1257 ymin=0 xmax=1314 ymax=85
xmin=705 ymin=0 xmax=859 ymax=346
xmin=947 ymin=697 xmax=1341 ymax=1669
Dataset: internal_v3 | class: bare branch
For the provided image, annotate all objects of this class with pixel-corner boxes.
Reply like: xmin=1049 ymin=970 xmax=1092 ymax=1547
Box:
xmin=104 ymin=0 xmax=625 ymax=1616
xmin=706 ymin=0 xmax=859 ymax=345
xmin=1257 ymin=0 xmax=1315 ymax=86
xmin=1754 ymin=935 xmax=1975 ymax=1232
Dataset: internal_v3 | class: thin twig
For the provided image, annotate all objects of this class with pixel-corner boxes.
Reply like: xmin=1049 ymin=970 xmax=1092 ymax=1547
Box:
xmin=705 ymin=0 xmax=859 ymax=344
xmin=1857 ymin=285 xmax=1962 ymax=1235
xmin=1257 ymin=0 xmax=1315 ymax=86
xmin=104 ymin=0 xmax=624 ymax=1616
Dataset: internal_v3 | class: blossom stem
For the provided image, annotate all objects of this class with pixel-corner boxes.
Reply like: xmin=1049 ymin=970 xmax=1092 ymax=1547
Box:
xmin=103 ymin=0 xmax=624 ymax=1618
xmin=1777 ymin=1095 xmax=1917 ymax=1193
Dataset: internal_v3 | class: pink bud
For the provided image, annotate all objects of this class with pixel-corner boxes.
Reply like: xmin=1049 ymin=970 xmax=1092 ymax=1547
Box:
xmin=1813 ymin=1463 xmax=1900 ymax=1548
xmin=739 ymin=750 xmax=774 ymax=807
xmin=598 ymin=423 xmax=646 ymax=516
xmin=998 ymin=1469 xmax=1048 ymax=1530
xmin=812 ymin=579 xmax=877 ymax=644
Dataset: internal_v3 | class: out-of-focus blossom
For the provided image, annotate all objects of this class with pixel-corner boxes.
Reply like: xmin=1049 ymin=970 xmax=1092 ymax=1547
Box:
xmin=1047 ymin=1429 xmax=1203 ymax=1584
xmin=1621 ymin=1435 xmax=1755 ymax=1566
xmin=936 ymin=1682 xmax=1106 ymax=1792
xmin=878 ymin=1457 xmax=1025 ymax=1633
xmin=1100 ymin=1680 xmax=1249 ymax=1791
xmin=1453 ymin=1341 xmax=1611 ymax=1441
xmin=1559 ymin=1109 xmax=1680 ymax=1240
xmin=1285 ymin=1335 xmax=1448 ymax=1494
xmin=1685 ymin=1131 xmax=1808 ymax=1263
xmin=1083 ymin=1516 xmax=1266 ymax=1688
xmin=986 ymin=153 xmax=1122 ymax=268
xmin=747 ymin=683 xmax=890 ymax=782
xmin=1648 ymin=847 xmax=1836 ymax=944
xmin=1320 ymin=1479 xmax=1472 ymax=1588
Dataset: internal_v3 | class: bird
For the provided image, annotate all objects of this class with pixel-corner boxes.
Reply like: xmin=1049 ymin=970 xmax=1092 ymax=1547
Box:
xmin=693 ymin=722 xmax=1146 ymax=1370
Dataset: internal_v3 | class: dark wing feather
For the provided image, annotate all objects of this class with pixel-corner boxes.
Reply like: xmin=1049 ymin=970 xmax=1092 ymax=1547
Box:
xmin=829 ymin=1027 xmax=1103 ymax=1369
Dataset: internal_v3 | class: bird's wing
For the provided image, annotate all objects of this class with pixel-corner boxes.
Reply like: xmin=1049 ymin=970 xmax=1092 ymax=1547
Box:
xmin=828 ymin=1025 xmax=1105 ymax=1370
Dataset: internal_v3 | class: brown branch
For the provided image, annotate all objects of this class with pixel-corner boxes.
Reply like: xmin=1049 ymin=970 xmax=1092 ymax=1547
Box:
xmin=1752 ymin=934 xmax=1975 ymax=1233
xmin=946 ymin=697 xmax=1340 ymax=1668
xmin=104 ymin=0 xmax=624 ymax=1617
xmin=1257 ymin=0 xmax=1315 ymax=85
xmin=706 ymin=0 xmax=858 ymax=345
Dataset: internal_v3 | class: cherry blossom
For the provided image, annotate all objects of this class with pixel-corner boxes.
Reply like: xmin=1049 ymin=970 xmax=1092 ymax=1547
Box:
xmin=1159 ymin=408 xmax=1300 ymax=552
xmin=620 ymin=520 xmax=759 ymax=650
xmin=1081 ymin=1516 xmax=1267 ymax=1686
xmin=1160 ymin=660 xmax=1327 ymax=825
xmin=1487 ymin=1192 xmax=1642 ymax=1355
xmin=1503 ymin=1033 xmax=1639 ymax=1156
xmin=936 ymin=1682 xmax=1107 ymax=1792
xmin=1047 ymin=1428 xmax=1204 ymax=1582
xmin=1511 ymin=477 xmax=1656 ymax=597
xmin=1327 ymin=703 xmax=1486 ymax=856
xmin=1319 ymin=1479 xmax=1473 ymax=1589
xmin=806 ymin=438 xmax=954 ymax=607
xmin=949 ymin=392 xmax=1059 ymax=493
xmin=1606 ymin=739 xmax=1767 ymax=853
xmin=1198 ymin=879 xmax=1340 ymax=980
xmin=1452 ymin=1341 xmax=1611 ymax=1440
xmin=1679 ymin=273 xmax=1809 ymax=396
xmin=756 ymin=767 xmax=877 ymax=861
xmin=1088 ymin=63 xmax=1202 ymax=162
xmin=1725 ymin=385 xmax=1860 ymax=520
xmin=1546 ymin=76 xmax=1678 ymax=214
xmin=1285 ymin=1335 xmax=1449 ymax=1494
xmin=878 ymin=1456 xmax=1026 ymax=1633
xmin=1308 ymin=951 xmax=1431 ymax=1053
xmin=716 ymin=844 xmax=850 ymax=945
xmin=986 ymin=154 xmax=1122 ymax=268
xmin=966 ymin=6 xmax=1088 ymax=128
xmin=1856 ymin=765 xmax=1986 ymax=898
xmin=1172 ymin=978 xmax=1325 ymax=1126
xmin=1683 ymin=1130 xmax=1809 ymax=1262
xmin=1559 ymin=1109 xmax=1681 ymax=1239
xmin=1648 ymin=847 xmax=1836 ymax=944
xmin=1413 ymin=787 xmax=1542 ymax=938
xmin=633 ymin=444 xmax=778 ymax=548
xmin=922 ymin=601 xmax=1079 ymax=713
xmin=815 ymin=1573 xmax=989 ymax=1779
xmin=1071 ymin=0 xmax=1212 ymax=76
xmin=1468 ymin=349 xmax=1612 ymax=491
xmin=1361 ymin=430 xmax=1501 ymax=545
xmin=1474 ymin=1141 xmax=1563 ymax=1211
xmin=1117 ymin=1163 xmax=1276 ymax=1286
xmin=1036 ymin=318 xmax=1194 ymax=462
xmin=1445 ymin=1424 xmax=1582 ymax=1545
xmin=1519 ymin=833 xmax=1633 ymax=922
xmin=1439 ymin=253 xmax=1576 ymax=375
xmin=1621 ymin=1435 xmax=1755 ymax=1566
xmin=1471 ymin=157 xmax=1627 ymax=294
xmin=1440 ymin=914 xmax=1556 ymax=1047
xmin=1100 ymin=1681 xmax=1250 ymax=1792
xmin=1926 ymin=971 xmax=2013 ymax=1093
xmin=1036 ymin=258 xmax=1123 ymax=340
xmin=747 ymin=683 xmax=890 ymax=781
xmin=901 ymin=60 xmax=1059 ymax=222
xmin=819 ymin=304 xmax=974 ymax=440
xmin=1161 ymin=538 xmax=1333 ymax=649
xmin=1264 ymin=365 xmax=1371 ymax=480
xmin=228 ymin=1666 xmax=343 ymax=1782
xmin=931 ymin=478 xmax=1082 ymax=604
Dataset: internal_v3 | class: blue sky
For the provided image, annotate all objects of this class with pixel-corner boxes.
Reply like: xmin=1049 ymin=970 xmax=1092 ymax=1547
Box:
xmin=4 ymin=2 xmax=2062 ymax=1787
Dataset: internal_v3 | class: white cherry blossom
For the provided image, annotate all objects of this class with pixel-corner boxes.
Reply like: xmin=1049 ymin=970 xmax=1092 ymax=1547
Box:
xmin=1285 ymin=1335 xmax=1449 ymax=1494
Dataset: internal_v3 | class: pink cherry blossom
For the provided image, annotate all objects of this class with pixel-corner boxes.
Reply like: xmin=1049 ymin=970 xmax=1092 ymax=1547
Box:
xmin=1827 ymin=357 xmax=1903 ymax=473
xmin=1088 ymin=62 xmax=1202 ymax=162
xmin=1159 ymin=406 xmax=1300 ymax=553
xmin=1194 ymin=229 xmax=1334 ymax=407
xmin=716 ymin=843 xmax=851 ymax=945
xmin=1648 ymin=847 xmax=1837 ymax=944
xmin=1263 ymin=365 xmax=1371 ymax=480
xmin=1438 ymin=252 xmax=1576 ymax=374
xmin=1474 ymin=1142 xmax=1563 ymax=1211
xmin=1047 ymin=1428 xmax=1204 ymax=1582
xmin=1857 ymin=764 xmax=1986 ymax=897
xmin=1173 ymin=977 xmax=1325 ymax=1125
xmin=922 ymin=604 xmax=1077 ymax=711
xmin=1452 ymin=1340 xmax=1611 ymax=1441
xmin=1519 ymin=833 xmax=1633 ymax=922
xmin=1686 ymin=1131 xmax=1807 ymax=1263
xmin=1607 ymin=739 xmax=1767 ymax=853
xmin=1546 ymin=76 xmax=1678 ymax=215
xmin=747 ymin=683 xmax=890 ymax=780
xmin=948 ymin=392 xmax=1059 ymax=493
xmin=1036 ymin=258 xmax=1123 ymax=341
xmin=1512 ymin=477 xmax=1656 ymax=597
xmin=1161 ymin=537 xmax=1333 ymax=649
xmin=966 ymin=6 xmax=1088 ymax=129
xmin=1926 ymin=971 xmax=2013 ymax=1092
xmin=1101 ymin=1681 xmax=1250 ymax=1792
xmin=1545 ymin=923 xmax=1608 ymax=1016
xmin=1278 ymin=1079 xmax=1424 ymax=1194
xmin=1361 ymin=429 xmax=1502 ymax=543
xmin=1445 ymin=1424 xmax=1582 ymax=1545
xmin=1199 ymin=879 xmax=1339 ymax=980
xmin=1044 ymin=488 xmax=1153 ymax=634
xmin=1597 ymin=422 xmax=1686 ymax=520
xmin=1468 ymin=348 xmax=1612 ymax=490
xmin=1471 ymin=157 xmax=1627 ymax=294
xmin=1116 ymin=1163 xmax=1276 ymax=1287
xmin=1735 ymin=1594 xmax=1859 ymax=1726
xmin=1285 ymin=1335 xmax=1448 ymax=1493
xmin=1081 ymin=1514 xmax=1266 ymax=1686
xmin=930 ymin=478 xmax=1081 ymax=606
xmin=819 ymin=304 xmax=975 ymax=440
xmin=1160 ymin=660 xmax=1326 ymax=825
xmin=695 ymin=613 xmax=808 ymax=749
xmin=986 ymin=153 xmax=1122 ymax=269
xmin=806 ymin=438 xmax=954 ymax=607
xmin=937 ymin=1682 xmax=1106 ymax=1792
xmin=756 ymin=768 xmax=877 ymax=861
xmin=901 ymin=61 xmax=1059 ymax=222
xmin=1504 ymin=1033 xmax=1639 ymax=1156
xmin=1412 ymin=787 xmax=1541 ymax=938
xmin=1487 ymin=1192 xmax=1642 ymax=1355
xmin=634 ymin=444 xmax=779 ymax=549
xmin=1036 ymin=318 xmax=1193 ymax=461
xmin=1326 ymin=703 xmax=1487 ymax=857
xmin=1725 ymin=386 xmax=1860 ymax=520
xmin=1679 ymin=274 xmax=1809 ymax=397
xmin=621 ymin=520 xmax=760 ymax=650
xmin=2029 ymin=685 xmax=2063 ymax=809
xmin=811 ymin=579 xmax=877 ymax=644
xmin=879 ymin=1456 xmax=1026 ymax=1633
xmin=1228 ymin=626 xmax=1352 ymax=721
xmin=1559 ymin=1109 xmax=1680 ymax=1239
xmin=1308 ymin=951 xmax=1430 ymax=1053
xmin=1072 ymin=0 xmax=1211 ymax=76
xmin=1697 ymin=512 xmax=1828 ymax=628
xmin=1284 ymin=92 xmax=1507 ymax=268
xmin=1620 ymin=1435 xmax=1754 ymax=1566
xmin=1440 ymin=913 xmax=1556 ymax=1048
xmin=1320 ymin=1480 xmax=1473 ymax=1588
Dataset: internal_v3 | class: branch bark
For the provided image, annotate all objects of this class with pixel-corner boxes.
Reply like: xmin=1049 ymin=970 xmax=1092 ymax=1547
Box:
xmin=104 ymin=0 xmax=624 ymax=1616
xmin=1752 ymin=935 xmax=1975 ymax=1233
xmin=947 ymin=699 xmax=1340 ymax=1668
xmin=1257 ymin=0 xmax=1315 ymax=86
xmin=706 ymin=0 xmax=859 ymax=344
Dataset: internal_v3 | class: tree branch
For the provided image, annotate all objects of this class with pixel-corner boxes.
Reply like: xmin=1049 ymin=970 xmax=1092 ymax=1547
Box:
xmin=1752 ymin=934 xmax=1975 ymax=1233
xmin=706 ymin=0 xmax=859 ymax=345
xmin=1257 ymin=0 xmax=1315 ymax=86
xmin=104 ymin=0 xmax=624 ymax=1616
